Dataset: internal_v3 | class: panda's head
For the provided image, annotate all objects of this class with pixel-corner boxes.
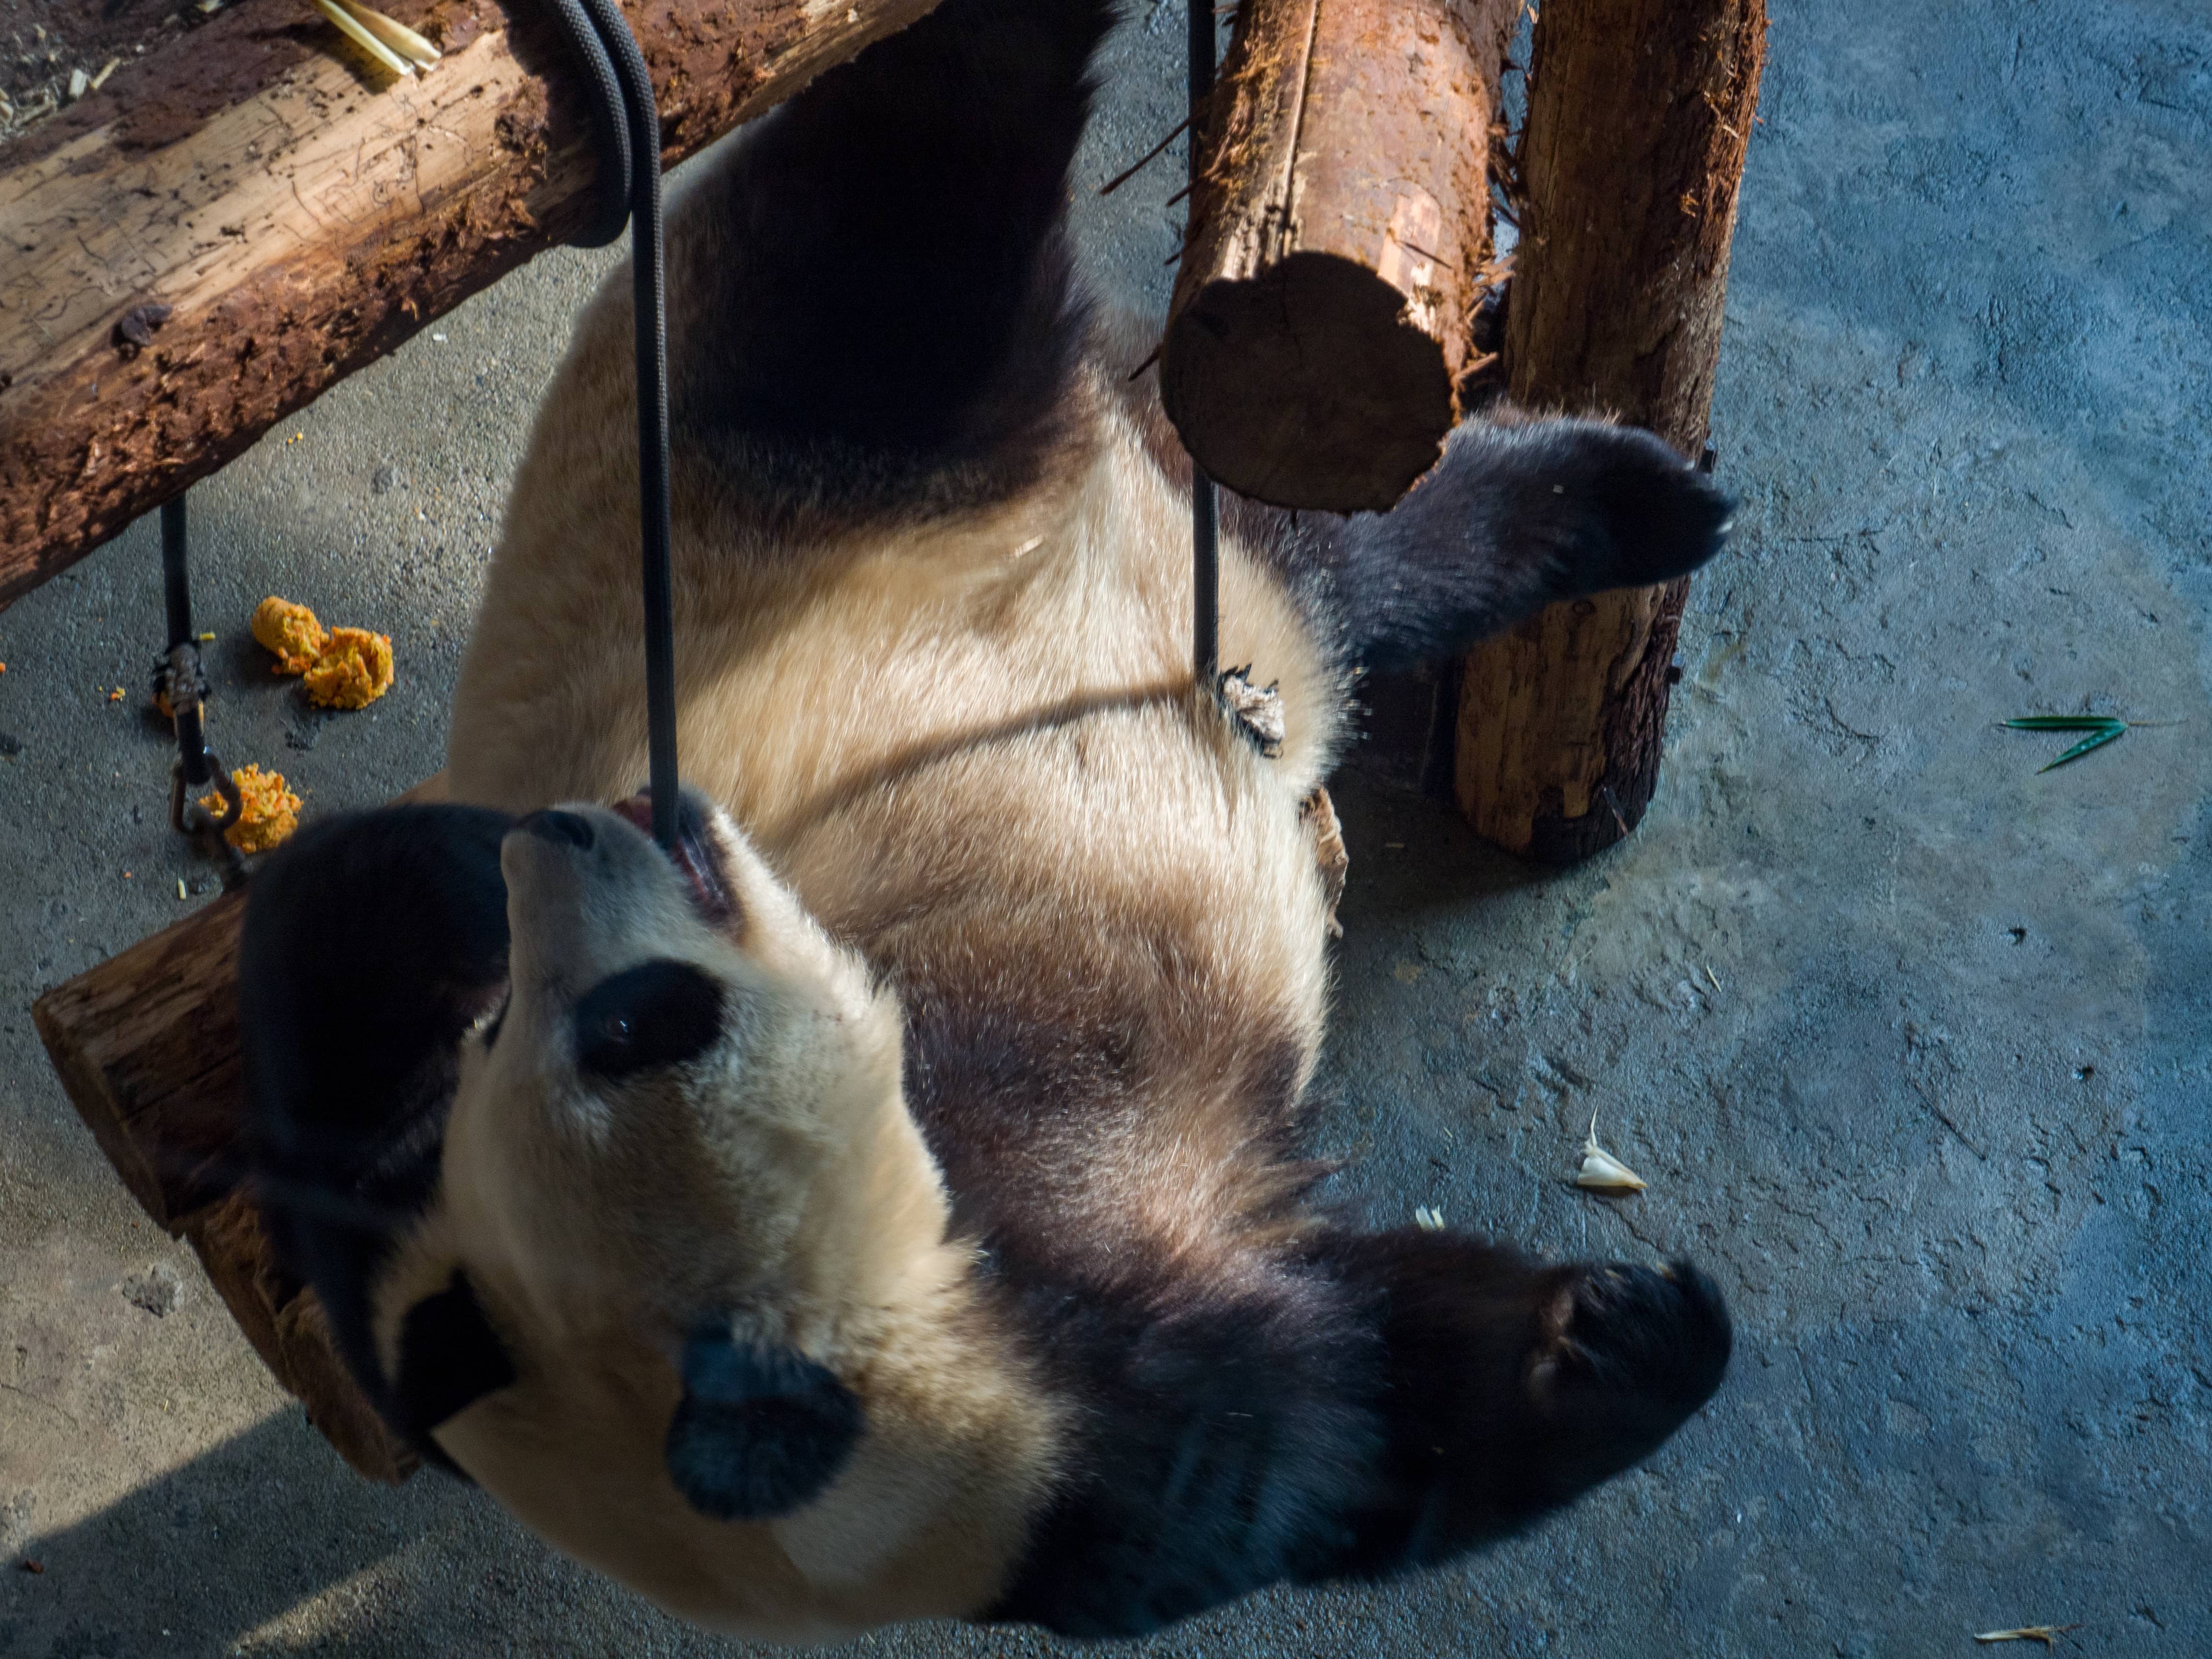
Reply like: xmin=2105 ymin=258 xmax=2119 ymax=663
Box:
xmin=420 ymin=791 xmax=917 ymax=1512
xmin=245 ymin=793 xmax=1055 ymax=1614
xmin=455 ymin=793 xmax=902 ymax=1328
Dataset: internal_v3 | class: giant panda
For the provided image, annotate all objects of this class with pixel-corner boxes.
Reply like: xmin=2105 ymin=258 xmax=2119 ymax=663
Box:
xmin=239 ymin=0 xmax=1735 ymax=1641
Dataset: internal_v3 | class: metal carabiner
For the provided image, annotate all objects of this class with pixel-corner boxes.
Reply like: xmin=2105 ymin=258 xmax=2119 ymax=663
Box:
xmin=157 ymin=494 xmax=249 ymax=890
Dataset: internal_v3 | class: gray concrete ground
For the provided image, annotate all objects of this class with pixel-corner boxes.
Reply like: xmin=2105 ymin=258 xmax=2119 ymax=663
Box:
xmin=4 ymin=0 xmax=2208 ymax=1652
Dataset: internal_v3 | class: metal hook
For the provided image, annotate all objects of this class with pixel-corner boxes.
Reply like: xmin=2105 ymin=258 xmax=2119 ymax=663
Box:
xmin=170 ymin=754 xmax=248 ymax=890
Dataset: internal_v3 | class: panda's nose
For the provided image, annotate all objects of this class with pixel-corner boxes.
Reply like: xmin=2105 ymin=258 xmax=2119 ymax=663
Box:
xmin=517 ymin=808 xmax=597 ymax=851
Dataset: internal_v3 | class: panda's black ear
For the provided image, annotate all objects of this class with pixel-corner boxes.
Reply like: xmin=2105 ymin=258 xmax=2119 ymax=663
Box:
xmin=240 ymin=805 xmax=515 ymax=1447
xmin=394 ymin=1269 xmax=517 ymax=1435
xmin=665 ymin=1328 xmax=864 ymax=1521
xmin=243 ymin=804 xmax=516 ymax=1203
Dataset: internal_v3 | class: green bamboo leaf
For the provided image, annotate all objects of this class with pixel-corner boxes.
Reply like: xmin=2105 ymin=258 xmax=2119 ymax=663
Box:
xmin=2004 ymin=715 xmax=2127 ymax=732
xmin=2036 ymin=723 xmax=2127 ymax=772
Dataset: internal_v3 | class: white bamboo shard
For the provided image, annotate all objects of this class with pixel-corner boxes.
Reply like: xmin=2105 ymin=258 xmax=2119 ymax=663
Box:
xmin=1576 ymin=1113 xmax=1648 ymax=1193
xmin=337 ymin=0 xmax=444 ymax=68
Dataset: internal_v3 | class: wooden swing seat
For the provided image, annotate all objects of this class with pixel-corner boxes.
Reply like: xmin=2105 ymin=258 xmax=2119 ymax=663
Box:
xmin=32 ymin=792 xmax=445 ymax=1484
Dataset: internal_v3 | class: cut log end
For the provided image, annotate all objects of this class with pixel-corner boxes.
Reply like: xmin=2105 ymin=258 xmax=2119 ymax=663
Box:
xmin=1161 ymin=0 xmax=1511 ymax=516
xmin=1163 ymin=253 xmax=1454 ymax=512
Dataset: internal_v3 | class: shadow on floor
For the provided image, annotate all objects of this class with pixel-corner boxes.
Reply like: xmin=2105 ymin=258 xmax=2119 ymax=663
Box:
xmin=6 ymin=1409 xmax=483 ymax=1658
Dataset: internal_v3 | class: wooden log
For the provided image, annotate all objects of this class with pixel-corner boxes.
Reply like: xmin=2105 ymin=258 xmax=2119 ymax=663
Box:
xmin=32 ymin=774 xmax=450 ymax=1480
xmin=32 ymin=887 xmax=251 ymax=1231
xmin=0 ymin=0 xmax=943 ymax=611
xmin=1455 ymin=0 xmax=1767 ymax=863
xmin=189 ymin=1191 xmax=421 ymax=1483
xmin=1160 ymin=0 xmax=1515 ymax=513
xmin=33 ymin=886 xmax=414 ymax=1481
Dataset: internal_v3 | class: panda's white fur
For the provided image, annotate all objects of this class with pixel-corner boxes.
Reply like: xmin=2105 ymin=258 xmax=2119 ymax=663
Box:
xmin=240 ymin=0 xmax=1735 ymax=1642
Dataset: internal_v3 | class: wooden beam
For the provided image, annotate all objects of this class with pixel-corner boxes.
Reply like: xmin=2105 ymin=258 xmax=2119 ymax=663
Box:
xmin=1455 ymin=0 xmax=1767 ymax=863
xmin=32 ymin=774 xmax=452 ymax=1480
xmin=32 ymin=884 xmax=415 ymax=1481
xmin=1160 ymin=0 xmax=1515 ymax=513
xmin=0 ymin=0 xmax=942 ymax=610
xmin=33 ymin=887 xmax=250 ymax=1232
xmin=191 ymin=1189 xmax=422 ymax=1483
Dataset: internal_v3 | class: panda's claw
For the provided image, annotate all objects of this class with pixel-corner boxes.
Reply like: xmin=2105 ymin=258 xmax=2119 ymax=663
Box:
xmin=1538 ymin=1259 xmax=1730 ymax=1408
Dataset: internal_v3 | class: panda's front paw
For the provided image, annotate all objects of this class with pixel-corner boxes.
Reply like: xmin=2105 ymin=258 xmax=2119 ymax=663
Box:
xmin=1524 ymin=1258 xmax=1731 ymax=1501
xmin=1330 ymin=415 xmax=1734 ymax=671
xmin=1516 ymin=422 xmax=1735 ymax=596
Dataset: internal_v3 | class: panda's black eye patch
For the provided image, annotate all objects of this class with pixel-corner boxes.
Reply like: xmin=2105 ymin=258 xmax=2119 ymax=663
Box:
xmin=574 ymin=961 xmax=725 ymax=1079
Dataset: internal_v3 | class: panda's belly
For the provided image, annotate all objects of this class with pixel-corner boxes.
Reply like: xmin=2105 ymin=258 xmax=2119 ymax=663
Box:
xmin=445 ymin=391 xmax=1344 ymax=1235
xmin=445 ymin=402 xmax=1341 ymax=845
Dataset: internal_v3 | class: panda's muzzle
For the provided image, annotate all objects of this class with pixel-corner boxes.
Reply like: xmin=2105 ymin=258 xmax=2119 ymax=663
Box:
xmin=502 ymin=790 xmax=744 ymax=1013
xmin=611 ymin=786 xmax=739 ymax=931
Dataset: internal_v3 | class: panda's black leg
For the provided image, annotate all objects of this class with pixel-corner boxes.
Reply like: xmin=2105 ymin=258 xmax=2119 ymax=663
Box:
xmin=670 ymin=0 xmax=1118 ymax=512
xmin=1235 ymin=416 xmax=1733 ymax=674
xmin=1300 ymin=1229 xmax=1731 ymax=1578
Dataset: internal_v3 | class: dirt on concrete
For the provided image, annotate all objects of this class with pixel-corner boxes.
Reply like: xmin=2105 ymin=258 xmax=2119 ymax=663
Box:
xmin=1 ymin=0 xmax=2206 ymax=1654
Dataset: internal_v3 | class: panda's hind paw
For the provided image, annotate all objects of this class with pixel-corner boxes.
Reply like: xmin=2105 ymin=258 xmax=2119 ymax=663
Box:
xmin=1525 ymin=1258 xmax=1731 ymax=1493
xmin=1520 ymin=422 xmax=1735 ymax=597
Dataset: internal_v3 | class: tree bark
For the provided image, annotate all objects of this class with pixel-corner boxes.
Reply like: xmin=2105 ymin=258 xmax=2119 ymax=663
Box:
xmin=0 ymin=0 xmax=941 ymax=610
xmin=1455 ymin=0 xmax=1766 ymax=864
xmin=32 ymin=887 xmax=251 ymax=1232
xmin=1160 ymin=0 xmax=1515 ymax=513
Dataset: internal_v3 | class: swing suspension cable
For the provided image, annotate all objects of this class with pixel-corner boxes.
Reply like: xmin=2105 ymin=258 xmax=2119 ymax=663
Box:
xmin=1188 ymin=0 xmax=1219 ymax=689
xmin=159 ymin=497 xmax=216 ymax=801
xmin=156 ymin=495 xmax=245 ymax=888
xmin=547 ymin=0 xmax=681 ymax=852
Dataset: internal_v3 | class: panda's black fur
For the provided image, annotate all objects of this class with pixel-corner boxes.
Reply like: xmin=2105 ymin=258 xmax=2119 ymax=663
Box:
xmin=240 ymin=0 xmax=1734 ymax=1641
xmin=240 ymin=805 xmax=514 ymax=1464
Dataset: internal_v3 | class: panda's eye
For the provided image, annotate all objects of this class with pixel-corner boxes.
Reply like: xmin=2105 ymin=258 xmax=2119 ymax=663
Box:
xmin=574 ymin=961 xmax=724 ymax=1080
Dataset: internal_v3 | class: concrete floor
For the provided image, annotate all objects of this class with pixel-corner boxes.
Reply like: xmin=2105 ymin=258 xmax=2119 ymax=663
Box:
xmin=4 ymin=0 xmax=2208 ymax=1652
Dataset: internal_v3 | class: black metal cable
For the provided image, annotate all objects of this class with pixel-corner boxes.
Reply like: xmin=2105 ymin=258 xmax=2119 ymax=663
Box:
xmin=1188 ymin=0 xmax=1219 ymax=688
xmin=544 ymin=0 xmax=635 ymax=251
xmin=155 ymin=492 xmax=243 ymax=885
xmin=552 ymin=0 xmax=680 ymax=851
xmin=160 ymin=497 xmax=214 ymax=793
